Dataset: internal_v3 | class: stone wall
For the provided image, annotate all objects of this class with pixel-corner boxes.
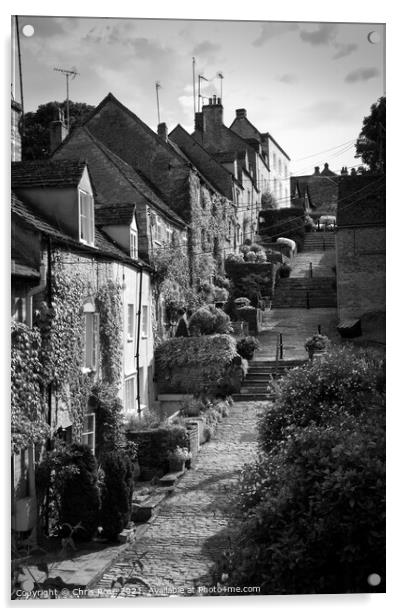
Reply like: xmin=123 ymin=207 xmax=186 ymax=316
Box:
xmin=336 ymin=226 xmax=385 ymax=320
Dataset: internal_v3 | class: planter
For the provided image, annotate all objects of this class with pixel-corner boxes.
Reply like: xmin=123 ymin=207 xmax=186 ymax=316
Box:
xmin=168 ymin=459 xmax=185 ymax=473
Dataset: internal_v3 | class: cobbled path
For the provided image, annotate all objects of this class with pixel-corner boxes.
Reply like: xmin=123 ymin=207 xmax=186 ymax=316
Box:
xmin=92 ymin=401 xmax=259 ymax=597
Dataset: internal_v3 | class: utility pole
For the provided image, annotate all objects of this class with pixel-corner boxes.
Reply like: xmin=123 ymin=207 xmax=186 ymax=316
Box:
xmin=155 ymin=81 xmax=161 ymax=125
xmin=53 ymin=67 xmax=79 ymax=131
xmin=198 ymin=74 xmax=208 ymax=112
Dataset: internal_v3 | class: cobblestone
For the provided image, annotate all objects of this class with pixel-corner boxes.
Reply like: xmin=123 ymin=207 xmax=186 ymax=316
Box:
xmin=90 ymin=401 xmax=259 ymax=596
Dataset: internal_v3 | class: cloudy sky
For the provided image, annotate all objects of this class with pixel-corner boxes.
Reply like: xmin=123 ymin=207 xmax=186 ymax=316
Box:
xmin=13 ymin=16 xmax=385 ymax=174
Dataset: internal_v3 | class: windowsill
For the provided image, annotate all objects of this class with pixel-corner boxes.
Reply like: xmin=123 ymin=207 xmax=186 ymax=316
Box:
xmin=79 ymin=239 xmax=96 ymax=248
xmin=127 ymin=336 xmax=134 ymax=342
xmin=141 ymin=335 xmax=148 ymax=340
xmin=81 ymin=367 xmax=96 ymax=374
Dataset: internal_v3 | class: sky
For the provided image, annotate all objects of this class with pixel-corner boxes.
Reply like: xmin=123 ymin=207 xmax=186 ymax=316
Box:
xmin=12 ymin=16 xmax=385 ymax=175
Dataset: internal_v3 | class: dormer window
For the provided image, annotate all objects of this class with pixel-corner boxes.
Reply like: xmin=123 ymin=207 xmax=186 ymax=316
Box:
xmin=130 ymin=228 xmax=138 ymax=258
xmin=79 ymin=189 xmax=94 ymax=246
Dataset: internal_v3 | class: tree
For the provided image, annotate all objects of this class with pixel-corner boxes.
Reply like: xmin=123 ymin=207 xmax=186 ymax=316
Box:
xmin=21 ymin=100 xmax=95 ymax=160
xmin=355 ymin=97 xmax=385 ymax=173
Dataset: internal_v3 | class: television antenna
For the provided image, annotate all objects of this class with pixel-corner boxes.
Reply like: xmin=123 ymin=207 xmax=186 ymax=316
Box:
xmin=53 ymin=67 xmax=79 ymax=130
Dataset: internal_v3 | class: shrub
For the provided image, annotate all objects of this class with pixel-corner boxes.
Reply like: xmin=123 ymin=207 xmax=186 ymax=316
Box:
xmin=236 ymin=336 xmax=260 ymax=360
xmin=225 ymin=253 xmax=244 ymax=263
xmin=99 ymin=450 xmax=135 ymax=541
xmin=234 ymin=297 xmax=251 ymax=307
xmin=224 ymin=410 xmax=385 ymax=594
xmin=155 ymin=334 xmax=241 ymax=397
xmin=90 ymin=383 xmax=127 ymax=459
xmin=188 ymin=305 xmax=232 ymax=336
xmin=126 ymin=424 xmax=188 ymax=472
xmin=258 ymin=345 xmax=385 ymax=455
xmin=214 ymin=275 xmax=231 ymax=290
xmin=278 ymin=263 xmax=291 ymax=278
xmin=36 ymin=442 xmax=101 ymax=541
xmin=180 ymin=397 xmax=208 ymax=417
xmin=244 ymin=251 xmax=257 ymax=262
xmin=255 ymin=251 xmax=267 ymax=263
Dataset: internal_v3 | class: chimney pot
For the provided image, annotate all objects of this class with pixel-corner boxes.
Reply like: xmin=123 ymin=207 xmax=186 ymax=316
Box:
xmin=157 ymin=122 xmax=168 ymax=142
xmin=217 ymin=97 xmax=221 ymax=105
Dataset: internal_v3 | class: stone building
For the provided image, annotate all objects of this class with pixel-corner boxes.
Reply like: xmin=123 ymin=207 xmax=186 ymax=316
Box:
xmin=77 ymin=93 xmax=235 ymax=283
xmin=230 ymin=108 xmax=291 ymax=208
xmin=336 ymin=175 xmax=385 ymax=322
xmin=291 ymin=163 xmax=339 ymax=218
xmin=11 ymin=158 xmax=154 ymax=537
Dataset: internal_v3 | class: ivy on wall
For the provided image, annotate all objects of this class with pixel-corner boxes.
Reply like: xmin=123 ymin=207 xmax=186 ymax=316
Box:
xmin=96 ymin=279 xmax=123 ymax=387
xmin=11 ymin=322 xmax=49 ymax=453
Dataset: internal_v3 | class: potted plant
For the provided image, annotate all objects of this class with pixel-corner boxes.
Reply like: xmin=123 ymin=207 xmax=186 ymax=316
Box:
xmin=278 ymin=263 xmax=292 ymax=278
xmin=236 ymin=336 xmax=260 ymax=361
xmin=305 ymin=334 xmax=329 ymax=360
xmin=167 ymin=446 xmax=192 ymax=473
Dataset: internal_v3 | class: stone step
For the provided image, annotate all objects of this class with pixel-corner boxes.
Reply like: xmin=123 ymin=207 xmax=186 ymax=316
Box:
xmin=232 ymin=393 xmax=274 ymax=402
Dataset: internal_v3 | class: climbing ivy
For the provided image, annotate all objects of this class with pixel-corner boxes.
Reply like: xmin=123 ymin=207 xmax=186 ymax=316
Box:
xmin=96 ymin=280 xmax=123 ymax=386
xmin=11 ymin=322 xmax=49 ymax=453
xmin=35 ymin=252 xmax=91 ymax=438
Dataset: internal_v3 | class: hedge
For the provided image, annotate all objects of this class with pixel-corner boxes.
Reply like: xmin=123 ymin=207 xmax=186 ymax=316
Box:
xmin=126 ymin=425 xmax=189 ymax=473
xmin=155 ymin=334 xmax=241 ymax=396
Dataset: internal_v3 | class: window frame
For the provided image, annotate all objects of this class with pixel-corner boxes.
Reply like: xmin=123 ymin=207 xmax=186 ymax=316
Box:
xmin=127 ymin=303 xmax=135 ymax=341
xmin=141 ymin=305 xmax=149 ymax=338
xmin=130 ymin=227 xmax=138 ymax=259
xmin=124 ymin=374 xmax=137 ymax=413
xmin=78 ymin=189 xmax=95 ymax=246
xmin=81 ymin=412 xmax=96 ymax=454
xmin=82 ymin=300 xmax=99 ymax=373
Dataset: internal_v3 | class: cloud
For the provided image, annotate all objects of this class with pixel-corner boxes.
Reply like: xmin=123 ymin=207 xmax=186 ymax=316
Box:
xmin=345 ymin=67 xmax=379 ymax=83
xmin=253 ymin=22 xmax=299 ymax=47
xmin=192 ymin=41 xmax=221 ymax=61
xmin=332 ymin=42 xmax=358 ymax=60
xmin=299 ymin=23 xmax=338 ymax=46
xmin=276 ymin=73 xmax=298 ymax=84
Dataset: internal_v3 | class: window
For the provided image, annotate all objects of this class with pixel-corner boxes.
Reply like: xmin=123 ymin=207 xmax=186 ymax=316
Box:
xmin=79 ymin=190 xmax=94 ymax=245
xmin=141 ymin=305 xmax=148 ymax=338
xmin=124 ymin=375 xmax=136 ymax=413
xmin=81 ymin=413 xmax=95 ymax=454
xmin=127 ymin=303 xmax=135 ymax=341
xmin=154 ymin=218 xmax=163 ymax=244
xmin=272 ymin=153 xmax=276 ymax=170
xmin=82 ymin=301 xmax=99 ymax=372
xmin=278 ymin=159 xmax=282 ymax=176
xmin=130 ymin=228 xmax=138 ymax=258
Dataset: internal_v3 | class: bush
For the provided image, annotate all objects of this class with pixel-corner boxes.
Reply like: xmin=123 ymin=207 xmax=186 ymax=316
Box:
xmin=278 ymin=263 xmax=291 ymax=278
xmin=258 ymin=345 xmax=385 ymax=455
xmin=226 ymin=411 xmax=385 ymax=594
xmin=99 ymin=450 xmax=135 ymax=540
xmin=126 ymin=424 xmax=188 ymax=473
xmin=244 ymin=251 xmax=257 ymax=262
xmin=236 ymin=336 xmax=259 ymax=360
xmin=188 ymin=305 xmax=232 ymax=336
xmin=57 ymin=443 xmax=100 ymax=541
xmin=90 ymin=383 xmax=127 ymax=459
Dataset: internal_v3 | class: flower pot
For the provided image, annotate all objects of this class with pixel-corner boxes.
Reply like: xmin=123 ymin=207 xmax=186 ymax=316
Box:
xmin=168 ymin=459 xmax=185 ymax=473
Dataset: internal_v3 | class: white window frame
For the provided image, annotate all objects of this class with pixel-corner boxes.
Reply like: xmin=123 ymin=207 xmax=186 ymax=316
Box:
xmin=127 ymin=303 xmax=135 ymax=341
xmin=130 ymin=228 xmax=138 ymax=259
xmin=81 ymin=413 xmax=96 ymax=454
xmin=124 ymin=374 xmax=137 ymax=413
xmin=78 ymin=189 xmax=95 ymax=246
xmin=82 ymin=301 xmax=99 ymax=373
xmin=141 ymin=305 xmax=149 ymax=338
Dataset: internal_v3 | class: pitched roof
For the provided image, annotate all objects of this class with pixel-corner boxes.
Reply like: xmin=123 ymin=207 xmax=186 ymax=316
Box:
xmin=229 ymin=114 xmax=291 ymax=160
xmin=337 ymin=176 xmax=385 ymax=227
xmin=291 ymin=174 xmax=339 ymax=214
xmin=169 ymin=124 xmax=235 ymax=200
xmin=11 ymin=159 xmax=87 ymax=188
xmin=54 ymin=126 xmax=188 ymax=228
xmin=95 ymin=203 xmax=135 ymax=226
xmin=11 ymin=192 xmax=148 ymax=268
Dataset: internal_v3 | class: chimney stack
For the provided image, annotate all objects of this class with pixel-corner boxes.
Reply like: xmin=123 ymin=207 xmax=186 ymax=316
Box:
xmin=236 ymin=108 xmax=247 ymax=119
xmin=195 ymin=112 xmax=203 ymax=132
xmin=157 ymin=122 xmax=168 ymax=142
xmin=314 ymin=166 xmax=320 ymax=175
xmin=49 ymin=107 xmax=68 ymax=154
xmin=202 ymin=96 xmax=223 ymax=135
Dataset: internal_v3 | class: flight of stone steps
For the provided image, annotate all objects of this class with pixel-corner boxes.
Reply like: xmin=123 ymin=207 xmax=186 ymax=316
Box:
xmin=303 ymin=231 xmax=335 ymax=251
xmin=271 ymin=277 xmax=337 ymax=309
xmin=232 ymin=359 xmax=306 ymax=402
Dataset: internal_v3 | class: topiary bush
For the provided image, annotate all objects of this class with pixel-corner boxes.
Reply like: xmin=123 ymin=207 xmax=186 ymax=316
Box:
xmin=155 ymin=334 xmax=241 ymax=396
xmin=99 ymin=450 xmax=135 ymax=541
xmin=236 ymin=336 xmax=260 ymax=360
xmin=188 ymin=305 xmax=232 ymax=336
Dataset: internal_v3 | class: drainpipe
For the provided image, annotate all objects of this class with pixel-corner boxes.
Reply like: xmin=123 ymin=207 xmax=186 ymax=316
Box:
xmin=135 ymin=268 xmax=144 ymax=414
